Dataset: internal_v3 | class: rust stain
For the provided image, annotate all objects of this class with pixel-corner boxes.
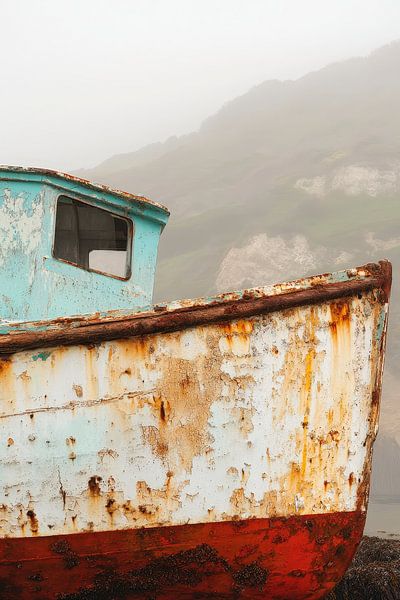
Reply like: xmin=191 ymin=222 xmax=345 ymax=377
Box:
xmin=296 ymin=306 xmax=318 ymax=478
xmin=160 ymin=399 xmax=166 ymax=421
xmin=105 ymin=498 xmax=118 ymax=516
xmin=57 ymin=468 xmax=68 ymax=510
xmin=136 ymin=330 xmax=226 ymax=473
xmin=220 ymin=319 xmax=254 ymax=355
xmin=222 ymin=320 xmax=254 ymax=335
xmin=289 ymin=462 xmax=301 ymax=490
xmin=240 ymin=466 xmax=250 ymax=486
xmin=0 ymin=358 xmax=16 ymax=414
xmin=119 ymin=477 xmax=183 ymax=526
xmin=97 ymin=448 xmax=119 ymax=461
xmin=227 ymin=467 xmax=239 ymax=477
xmin=18 ymin=370 xmax=31 ymax=382
xmin=329 ymin=430 xmax=341 ymax=443
xmin=126 ymin=336 xmax=150 ymax=362
xmin=84 ymin=347 xmax=99 ymax=402
xmin=327 ymin=299 xmax=353 ymax=461
xmin=26 ymin=510 xmax=39 ymax=535
xmin=165 ymin=471 xmax=174 ymax=494
xmin=229 ymin=487 xmax=283 ymax=519
xmin=0 ymin=358 xmax=12 ymax=375
xmin=300 ymin=345 xmax=315 ymax=476
xmin=73 ymin=385 xmax=83 ymax=398
xmin=230 ymin=406 xmax=255 ymax=436
xmin=152 ymin=394 xmax=170 ymax=423
xmin=141 ymin=424 xmax=169 ymax=459
xmin=329 ymin=300 xmax=350 ymax=341
xmin=88 ymin=476 xmax=102 ymax=497
xmin=107 ymin=476 xmax=116 ymax=492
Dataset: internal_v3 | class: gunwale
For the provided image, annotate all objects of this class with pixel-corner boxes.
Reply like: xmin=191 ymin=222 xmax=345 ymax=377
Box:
xmin=0 ymin=260 xmax=391 ymax=355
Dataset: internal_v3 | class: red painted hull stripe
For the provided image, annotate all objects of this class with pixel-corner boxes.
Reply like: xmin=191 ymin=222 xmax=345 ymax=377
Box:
xmin=0 ymin=510 xmax=366 ymax=599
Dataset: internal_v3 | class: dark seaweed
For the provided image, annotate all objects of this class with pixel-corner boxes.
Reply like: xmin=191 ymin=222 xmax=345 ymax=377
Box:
xmin=328 ymin=536 xmax=400 ymax=600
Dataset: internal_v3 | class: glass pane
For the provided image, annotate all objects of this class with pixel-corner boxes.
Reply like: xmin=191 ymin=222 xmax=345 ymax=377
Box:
xmin=88 ymin=250 xmax=127 ymax=278
xmin=53 ymin=196 xmax=132 ymax=278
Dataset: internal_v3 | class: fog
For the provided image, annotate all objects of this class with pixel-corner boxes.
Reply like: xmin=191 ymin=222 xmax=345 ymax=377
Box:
xmin=0 ymin=0 xmax=400 ymax=600
xmin=1 ymin=0 xmax=400 ymax=171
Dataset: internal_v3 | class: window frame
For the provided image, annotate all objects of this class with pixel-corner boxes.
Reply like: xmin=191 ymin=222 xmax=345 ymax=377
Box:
xmin=52 ymin=194 xmax=134 ymax=281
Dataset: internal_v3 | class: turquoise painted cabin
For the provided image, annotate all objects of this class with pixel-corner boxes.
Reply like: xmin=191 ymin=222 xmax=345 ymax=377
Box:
xmin=0 ymin=166 xmax=169 ymax=322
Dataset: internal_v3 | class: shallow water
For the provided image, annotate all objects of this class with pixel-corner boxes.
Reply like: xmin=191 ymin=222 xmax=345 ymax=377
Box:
xmin=365 ymin=499 xmax=400 ymax=539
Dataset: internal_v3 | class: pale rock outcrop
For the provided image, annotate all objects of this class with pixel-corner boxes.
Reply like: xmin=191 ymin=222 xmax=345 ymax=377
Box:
xmin=216 ymin=234 xmax=326 ymax=291
xmin=295 ymin=164 xmax=400 ymax=198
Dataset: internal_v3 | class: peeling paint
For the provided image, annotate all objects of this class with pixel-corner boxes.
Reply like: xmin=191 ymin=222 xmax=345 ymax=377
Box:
xmin=0 ymin=166 xmax=169 ymax=323
xmin=32 ymin=351 xmax=51 ymax=362
xmin=0 ymin=188 xmax=44 ymax=269
xmin=0 ymin=282 xmax=389 ymax=539
xmin=375 ymin=305 xmax=388 ymax=343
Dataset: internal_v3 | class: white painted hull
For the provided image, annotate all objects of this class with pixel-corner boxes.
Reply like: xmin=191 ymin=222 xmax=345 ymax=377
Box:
xmin=0 ymin=262 xmax=391 ymax=599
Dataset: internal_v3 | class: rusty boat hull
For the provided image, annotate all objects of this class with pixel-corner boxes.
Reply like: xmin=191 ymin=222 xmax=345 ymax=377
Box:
xmin=0 ymin=261 xmax=391 ymax=599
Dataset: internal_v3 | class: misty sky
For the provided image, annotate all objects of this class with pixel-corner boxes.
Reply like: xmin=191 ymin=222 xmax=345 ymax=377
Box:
xmin=2 ymin=0 xmax=400 ymax=171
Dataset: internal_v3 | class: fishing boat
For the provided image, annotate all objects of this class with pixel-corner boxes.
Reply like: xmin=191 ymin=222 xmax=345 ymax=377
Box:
xmin=0 ymin=166 xmax=391 ymax=599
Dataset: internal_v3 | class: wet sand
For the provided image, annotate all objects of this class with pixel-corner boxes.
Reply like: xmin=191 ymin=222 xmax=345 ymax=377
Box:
xmin=365 ymin=500 xmax=400 ymax=540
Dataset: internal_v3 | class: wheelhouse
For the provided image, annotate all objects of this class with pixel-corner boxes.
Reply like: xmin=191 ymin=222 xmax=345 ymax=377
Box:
xmin=0 ymin=166 xmax=169 ymax=322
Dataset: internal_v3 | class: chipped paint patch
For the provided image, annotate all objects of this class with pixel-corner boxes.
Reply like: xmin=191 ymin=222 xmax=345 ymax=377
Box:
xmin=32 ymin=351 xmax=51 ymax=362
xmin=375 ymin=305 xmax=388 ymax=343
xmin=0 ymin=188 xmax=44 ymax=269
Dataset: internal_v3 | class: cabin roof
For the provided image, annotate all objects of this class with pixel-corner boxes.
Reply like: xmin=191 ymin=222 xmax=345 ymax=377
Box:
xmin=0 ymin=165 xmax=170 ymax=215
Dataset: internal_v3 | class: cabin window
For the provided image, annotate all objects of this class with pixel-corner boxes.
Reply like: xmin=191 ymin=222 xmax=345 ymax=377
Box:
xmin=53 ymin=196 xmax=132 ymax=279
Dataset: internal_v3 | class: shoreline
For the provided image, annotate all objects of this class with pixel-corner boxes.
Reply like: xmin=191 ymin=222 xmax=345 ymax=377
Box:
xmin=365 ymin=499 xmax=400 ymax=541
